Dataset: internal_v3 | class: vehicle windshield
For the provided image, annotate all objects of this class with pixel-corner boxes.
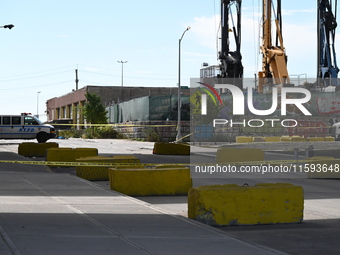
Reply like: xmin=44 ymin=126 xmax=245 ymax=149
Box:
xmin=32 ymin=116 xmax=44 ymax=125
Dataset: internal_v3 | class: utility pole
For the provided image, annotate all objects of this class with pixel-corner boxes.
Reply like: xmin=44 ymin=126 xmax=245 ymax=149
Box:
xmin=117 ymin=61 xmax=127 ymax=87
xmin=37 ymin=91 xmax=41 ymax=118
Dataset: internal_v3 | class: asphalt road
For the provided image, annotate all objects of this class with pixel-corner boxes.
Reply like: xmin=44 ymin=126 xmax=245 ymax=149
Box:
xmin=1 ymin=138 xmax=340 ymax=255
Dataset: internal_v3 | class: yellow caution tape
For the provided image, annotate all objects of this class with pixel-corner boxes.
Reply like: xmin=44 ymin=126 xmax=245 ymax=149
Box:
xmin=0 ymin=158 xmax=338 ymax=167
xmin=51 ymin=123 xmax=177 ymax=127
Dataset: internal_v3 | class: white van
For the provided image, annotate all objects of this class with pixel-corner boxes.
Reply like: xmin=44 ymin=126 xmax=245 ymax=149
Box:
xmin=0 ymin=113 xmax=56 ymax=143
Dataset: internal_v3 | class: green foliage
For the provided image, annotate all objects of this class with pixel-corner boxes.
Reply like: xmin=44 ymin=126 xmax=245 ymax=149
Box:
xmin=57 ymin=128 xmax=82 ymax=138
xmin=143 ymin=128 xmax=160 ymax=142
xmin=95 ymin=126 xmax=125 ymax=139
xmin=57 ymin=126 xmax=125 ymax=139
xmin=83 ymin=92 xmax=108 ymax=124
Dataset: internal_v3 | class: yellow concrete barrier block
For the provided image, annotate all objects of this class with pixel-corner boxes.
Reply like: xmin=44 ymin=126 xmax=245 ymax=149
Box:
xmin=306 ymin=157 xmax=340 ymax=178
xmin=111 ymin=155 xmax=141 ymax=163
xmin=307 ymin=137 xmax=325 ymax=142
xmin=252 ymin=137 xmax=265 ymax=142
xmin=76 ymin=156 xmax=140 ymax=181
xmin=235 ymin=136 xmax=253 ymax=143
xmin=46 ymin=147 xmax=98 ymax=162
xmin=18 ymin=142 xmax=59 ymax=157
xmin=188 ymin=183 xmax=304 ymax=226
xmin=264 ymin=137 xmax=281 ymax=142
xmin=290 ymin=136 xmax=307 ymax=142
xmin=324 ymin=136 xmax=335 ymax=142
xmin=46 ymin=148 xmax=74 ymax=162
xmin=110 ymin=167 xmax=192 ymax=196
xmin=216 ymin=148 xmax=264 ymax=163
xmin=154 ymin=164 xmax=185 ymax=168
xmin=153 ymin=142 xmax=190 ymax=155
xmin=108 ymin=165 xmax=146 ymax=189
xmin=74 ymin=148 xmax=98 ymax=159
xmin=280 ymin=136 xmax=291 ymax=142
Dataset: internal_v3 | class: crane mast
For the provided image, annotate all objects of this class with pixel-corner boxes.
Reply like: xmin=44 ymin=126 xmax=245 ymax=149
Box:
xmin=219 ymin=0 xmax=243 ymax=80
xmin=200 ymin=0 xmax=243 ymax=89
xmin=258 ymin=0 xmax=291 ymax=93
xmin=317 ymin=0 xmax=339 ymax=87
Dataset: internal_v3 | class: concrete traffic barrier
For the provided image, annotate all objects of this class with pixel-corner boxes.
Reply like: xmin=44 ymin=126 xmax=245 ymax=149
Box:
xmin=280 ymin=136 xmax=291 ymax=142
xmin=306 ymin=157 xmax=340 ymax=178
xmin=264 ymin=137 xmax=281 ymax=142
xmin=188 ymin=183 xmax=304 ymax=226
xmin=154 ymin=164 xmax=185 ymax=168
xmin=109 ymin=167 xmax=192 ymax=196
xmin=290 ymin=136 xmax=307 ymax=142
xmin=252 ymin=137 xmax=265 ymax=142
xmin=216 ymin=148 xmax=264 ymax=163
xmin=307 ymin=137 xmax=325 ymax=142
xmin=46 ymin=147 xmax=98 ymax=163
xmin=18 ymin=142 xmax=59 ymax=157
xmin=153 ymin=142 xmax=190 ymax=155
xmin=235 ymin=136 xmax=253 ymax=143
xmin=76 ymin=156 xmax=141 ymax=181
xmin=108 ymin=165 xmax=146 ymax=190
xmin=324 ymin=136 xmax=335 ymax=142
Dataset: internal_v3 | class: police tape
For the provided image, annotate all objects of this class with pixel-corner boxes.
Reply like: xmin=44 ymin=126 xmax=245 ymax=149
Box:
xmin=50 ymin=123 xmax=335 ymax=129
xmin=0 ymin=158 xmax=339 ymax=167
xmin=51 ymin=123 xmax=177 ymax=127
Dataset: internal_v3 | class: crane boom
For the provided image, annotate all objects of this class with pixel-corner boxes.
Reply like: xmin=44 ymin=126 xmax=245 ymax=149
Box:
xmin=317 ymin=0 xmax=339 ymax=87
xmin=258 ymin=0 xmax=291 ymax=93
xmin=219 ymin=0 xmax=243 ymax=80
xmin=200 ymin=0 xmax=243 ymax=89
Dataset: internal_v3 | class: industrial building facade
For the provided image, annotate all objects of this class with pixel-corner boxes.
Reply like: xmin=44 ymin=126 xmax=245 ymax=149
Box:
xmin=45 ymin=85 xmax=183 ymax=126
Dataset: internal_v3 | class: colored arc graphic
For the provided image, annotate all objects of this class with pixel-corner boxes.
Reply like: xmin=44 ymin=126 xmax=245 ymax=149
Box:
xmin=197 ymin=82 xmax=223 ymax=105
xmin=198 ymin=87 xmax=217 ymax=105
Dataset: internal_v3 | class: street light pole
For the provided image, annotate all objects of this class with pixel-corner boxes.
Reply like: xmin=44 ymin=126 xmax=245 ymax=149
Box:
xmin=117 ymin=61 xmax=127 ymax=87
xmin=176 ymin=26 xmax=191 ymax=142
xmin=37 ymin=91 xmax=41 ymax=118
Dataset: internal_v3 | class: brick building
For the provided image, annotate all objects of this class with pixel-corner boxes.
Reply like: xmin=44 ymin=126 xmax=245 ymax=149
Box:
xmin=46 ymin=85 xmax=182 ymax=126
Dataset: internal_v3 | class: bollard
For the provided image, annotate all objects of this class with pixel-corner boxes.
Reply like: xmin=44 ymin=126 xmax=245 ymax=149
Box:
xmin=305 ymin=145 xmax=314 ymax=158
xmin=294 ymin=148 xmax=299 ymax=160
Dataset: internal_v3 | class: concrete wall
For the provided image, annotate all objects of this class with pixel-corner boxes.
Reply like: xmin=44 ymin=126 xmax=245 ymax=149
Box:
xmin=112 ymin=120 xmax=190 ymax=142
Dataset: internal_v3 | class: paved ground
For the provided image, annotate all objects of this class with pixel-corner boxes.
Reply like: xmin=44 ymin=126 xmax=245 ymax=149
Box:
xmin=0 ymin=140 xmax=286 ymax=255
xmin=1 ymin=138 xmax=340 ymax=254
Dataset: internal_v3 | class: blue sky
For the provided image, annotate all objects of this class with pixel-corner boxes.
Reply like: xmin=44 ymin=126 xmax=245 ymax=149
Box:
xmin=0 ymin=0 xmax=336 ymax=121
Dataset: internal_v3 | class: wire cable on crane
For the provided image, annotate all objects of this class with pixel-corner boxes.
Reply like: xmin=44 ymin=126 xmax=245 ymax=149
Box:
xmin=215 ymin=0 xmax=221 ymax=61
xmin=253 ymin=0 xmax=261 ymax=77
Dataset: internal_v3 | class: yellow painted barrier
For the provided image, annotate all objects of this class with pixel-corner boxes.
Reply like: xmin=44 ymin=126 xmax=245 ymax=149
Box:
xmin=280 ymin=136 xmax=291 ymax=142
xmin=109 ymin=167 xmax=192 ymax=196
xmin=46 ymin=147 xmax=98 ymax=163
xmin=252 ymin=137 xmax=265 ymax=142
xmin=290 ymin=136 xmax=307 ymax=142
xmin=188 ymin=183 xmax=304 ymax=226
xmin=235 ymin=136 xmax=253 ymax=143
xmin=306 ymin=157 xmax=340 ymax=178
xmin=108 ymin=165 xmax=145 ymax=189
xmin=307 ymin=137 xmax=325 ymax=142
xmin=325 ymin=136 xmax=335 ymax=142
xmin=153 ymin=142 xmax=190 ymax=155
xmin=264 ymin=137 xmax=281 ymax=142
xmin=18 ymin=142 xmax=59 ymax=157
xmin=76 ymin=156 xmax=140 ymax=181
xmin=216 ymin=148 xmax=264 ymax=163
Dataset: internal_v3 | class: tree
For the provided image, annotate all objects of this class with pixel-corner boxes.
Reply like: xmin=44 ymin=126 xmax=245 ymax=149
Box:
xmin=83 ymin=92 xmax=108 ymax=124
